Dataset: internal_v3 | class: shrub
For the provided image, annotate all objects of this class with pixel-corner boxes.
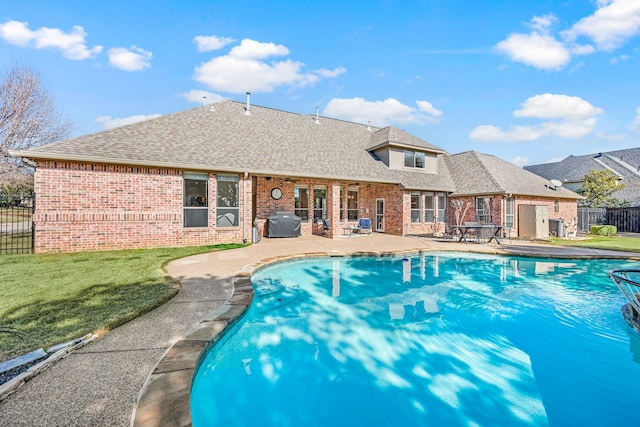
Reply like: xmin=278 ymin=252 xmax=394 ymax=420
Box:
xmin=589 ymin=225 xmax=617 ymax=236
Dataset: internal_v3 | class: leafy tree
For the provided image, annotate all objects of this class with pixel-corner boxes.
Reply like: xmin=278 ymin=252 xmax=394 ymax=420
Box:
xmin=578 ymin=169 xmax=626 ymax=208
xmin=0 ymin=65 xmax=71 ymax=191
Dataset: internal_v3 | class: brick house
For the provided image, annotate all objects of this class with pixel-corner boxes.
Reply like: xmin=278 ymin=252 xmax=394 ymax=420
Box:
xmin=12 ymin=99 xmax=582 ymax=252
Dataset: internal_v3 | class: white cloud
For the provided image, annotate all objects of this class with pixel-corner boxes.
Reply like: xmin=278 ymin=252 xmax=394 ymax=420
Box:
xmin=178 ymin=89 xmax=226 ymax=104
xmin=562 ymin=0 xmax=640 ymax=51
xmin=194 ymin=35 xmax=235 ymax=52
xmin=470 ymin=93 xmax=603 ymax=142
xmin=514 ymin=93 xmax=603 ymax=121
xmin=229 ymin=39 xmax=289 ymax=59
xmin=193 ymin=38 xmax=345 ymax=93
xmin=0 ymin=20 xmax=102 ymax=60
xmin=96 ymin=114 xmax=161 ymax=129
xmin=511 ymin=156 xmax=529 ymax=167
xmin=323 ymin=97 xmax=443 ymax=127
xmin=416 ymin=100 xmax=443 ymax=117
xmin=108 ymin=46 xmax=152 ymax=71
xmin=497 ymin=2 xmax=640 ymax=69
xmin=314 ymin=67 xmax=347 ymax=78
xmin=495 ymin=15 xmax=570 ymax=70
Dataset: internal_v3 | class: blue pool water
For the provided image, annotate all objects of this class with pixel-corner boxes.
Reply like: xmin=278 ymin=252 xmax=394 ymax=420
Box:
xmin=191 ymin=253 xmax=640 ymax=426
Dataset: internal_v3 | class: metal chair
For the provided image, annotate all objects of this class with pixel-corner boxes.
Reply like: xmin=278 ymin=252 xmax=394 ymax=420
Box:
xmin=358 ymin=218 xmax=372 ymax=234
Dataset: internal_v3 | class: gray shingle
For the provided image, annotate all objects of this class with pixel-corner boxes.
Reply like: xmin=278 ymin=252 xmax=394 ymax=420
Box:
xmin=13 ymin=100 xmax=456 ymax=191
xmin=525 ymin=148 xmax=640 ymax=205
xmin=446 ymin=151 xmax=581 ymax=199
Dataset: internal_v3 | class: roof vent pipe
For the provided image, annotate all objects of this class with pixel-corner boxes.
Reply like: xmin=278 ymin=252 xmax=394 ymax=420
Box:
xmin=202 ymin=96 xmax=207 ymax=106
xmin=367 ymin=121 xmax=371 ymax=131
xmin=315 ymin=107 xmax=320 ymax=124
xmin=245 ymin=92 xmax=251 ymax=116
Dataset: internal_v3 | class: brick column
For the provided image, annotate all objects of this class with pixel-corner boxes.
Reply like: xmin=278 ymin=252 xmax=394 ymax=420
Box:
xmin=327 ymin=183 xmax=341 ymax=239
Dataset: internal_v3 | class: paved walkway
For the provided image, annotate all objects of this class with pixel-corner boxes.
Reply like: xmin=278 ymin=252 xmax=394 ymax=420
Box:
xmin=0 ymin=234 xmax=637 ymax=426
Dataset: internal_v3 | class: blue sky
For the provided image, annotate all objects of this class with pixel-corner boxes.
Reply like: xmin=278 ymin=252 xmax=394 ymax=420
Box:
xmin=1 ymin=0 xmax=639 ymax=167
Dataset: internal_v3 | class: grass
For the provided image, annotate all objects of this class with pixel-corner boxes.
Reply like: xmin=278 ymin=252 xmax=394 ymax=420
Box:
xmin=549 ymin=235 xmax=640 ymax=253
xmin=0 ymin=207 xmax=32 ymax=223
xmin=0 ymin=243 xmax=247 ymax=362
xmin=0 ymin=231 xmax=33 ymax=254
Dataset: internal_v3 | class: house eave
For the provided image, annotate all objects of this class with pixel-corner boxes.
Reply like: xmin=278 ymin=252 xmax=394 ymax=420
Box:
xmin=11 ymin=151 xmax=418 ymax=187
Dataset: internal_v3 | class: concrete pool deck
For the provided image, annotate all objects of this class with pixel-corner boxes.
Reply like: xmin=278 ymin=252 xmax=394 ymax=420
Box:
xmin=0 ymin=234 xmax=638 ymax=426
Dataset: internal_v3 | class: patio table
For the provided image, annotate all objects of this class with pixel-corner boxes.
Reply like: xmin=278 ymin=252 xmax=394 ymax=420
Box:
xmin=343 ymin=226 xmax=361 ymax=236
xmin=454 ymin=224 xmax=503 ymax=244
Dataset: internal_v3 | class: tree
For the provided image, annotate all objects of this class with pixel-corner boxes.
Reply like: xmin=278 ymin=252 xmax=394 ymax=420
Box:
xmin=578 ymin=169 xmax=626 ymax=208
xmin=0 ymin=65 xmax=71 ymax=191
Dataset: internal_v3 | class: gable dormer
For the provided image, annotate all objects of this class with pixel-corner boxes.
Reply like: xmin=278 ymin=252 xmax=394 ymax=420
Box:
xmin=367 ymin=126 xmax=444 ymax=173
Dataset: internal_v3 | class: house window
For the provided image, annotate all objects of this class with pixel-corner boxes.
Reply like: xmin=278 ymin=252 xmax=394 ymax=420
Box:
xmin=347 ymin=187 xmax=359 ymax=220
xmin=424 ymin=192 xmax=435 ymax=222
xmin=437 ymin=192 xmax=447 ymax=222
xmin=505 ymin=196 xmax=514 ymax=229
xmin=554 ymin=199 xmax=559 ymax=213
xmin=294 ymin=186 xmax=310 ymax=221
xmin=184 ymin=172 xmax=208 ymax=228
xmin=314 ymin=187 xmax=327 ymax=221
xmin=411 ymin=192 xmax=421 ymax=223
xmin=216 ymin=175 xmax=239 ymax=227
xmin=404 ymin=151 xmax=426 ymax=169
xmin=340 ymin=187 xmax=345 ymax=221
xmin=476 ymin=197 xmax=492 ymax=223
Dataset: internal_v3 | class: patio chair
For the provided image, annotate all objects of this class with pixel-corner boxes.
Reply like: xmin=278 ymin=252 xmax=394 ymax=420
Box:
xmin=358 ymin=218 xmax=372 ymax=234
xmin=323 ymin=218 xmax=329 ymax=235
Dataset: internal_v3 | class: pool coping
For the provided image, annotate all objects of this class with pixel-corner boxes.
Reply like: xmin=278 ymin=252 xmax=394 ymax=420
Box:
xmin=130 ymin=247 xmax=639 ymax=426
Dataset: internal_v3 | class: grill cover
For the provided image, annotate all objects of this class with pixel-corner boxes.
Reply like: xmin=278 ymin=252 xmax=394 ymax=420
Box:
xmin=266 ymin=212 xmax=302 ymax=238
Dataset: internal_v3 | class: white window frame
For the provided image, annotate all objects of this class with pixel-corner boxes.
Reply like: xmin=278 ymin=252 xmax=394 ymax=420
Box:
xmin=411 ymin=192 xmax=422 ymax=223
xmin=424 ymin=192 xmax=435 ymax=222
xmin=216 ymin=174 xmax=240 ymax=228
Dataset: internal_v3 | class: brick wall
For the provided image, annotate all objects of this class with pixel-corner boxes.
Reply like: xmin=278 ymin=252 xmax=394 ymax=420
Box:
xmin=34 ymin=161 xmax=252 ymax=252
xmin=447 ymin=194 xmax=578 ymax=237
xmin=33 ymin=161 xmax=580 ymax=252
xmin=254 ymin=176 xmax=406 ymax=237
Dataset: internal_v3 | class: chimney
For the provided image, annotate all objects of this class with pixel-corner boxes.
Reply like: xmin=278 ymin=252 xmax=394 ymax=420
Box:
xmin=244 ymin=92 xmax=251 ymax=116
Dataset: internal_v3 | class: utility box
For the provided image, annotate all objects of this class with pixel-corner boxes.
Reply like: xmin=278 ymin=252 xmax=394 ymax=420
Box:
xmin=518 ymin=205 xmax=549 ymax=239
xmin=548 ymin=218 xmax=566 ymax=237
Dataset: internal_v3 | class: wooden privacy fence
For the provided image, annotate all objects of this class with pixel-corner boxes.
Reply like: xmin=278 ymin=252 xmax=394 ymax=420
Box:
xmin=0 ymin=191 xmax=35 ymax=254
xmin=607 ymin=207 xmax=640 ymax=233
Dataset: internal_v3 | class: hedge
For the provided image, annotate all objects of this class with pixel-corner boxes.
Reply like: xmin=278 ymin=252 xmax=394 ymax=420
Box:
xmin=589 ymin=225 xmax=617 ymax=236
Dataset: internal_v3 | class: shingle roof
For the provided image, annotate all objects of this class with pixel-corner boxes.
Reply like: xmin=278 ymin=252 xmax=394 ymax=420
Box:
xmin=525 ymin=147 xmax=640 ymax=205
xmin=12 ymin=100 xmax=457 ymax=191
xmin=12 ymin=100 xmax=582 ymax=200
xmin=446 ymin=151 xmax=581 ymax=199
xmin=367 ymin=126 xmax=445 ymax=153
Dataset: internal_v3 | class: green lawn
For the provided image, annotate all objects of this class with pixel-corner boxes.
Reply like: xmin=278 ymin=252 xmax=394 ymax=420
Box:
xmin=549 ymin=235 xmax=640 ymax=253
xmin=0 ymin=243 xmax=246 ymax=361
xmin=0 ymin=207 xmax=32 ymax=223
xmin=0 ymin=231 xmax=33 ymax=255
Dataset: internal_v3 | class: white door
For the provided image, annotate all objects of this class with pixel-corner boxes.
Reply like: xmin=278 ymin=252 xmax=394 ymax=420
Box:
xmin=376 ymin=199 xmax=385 ymax=232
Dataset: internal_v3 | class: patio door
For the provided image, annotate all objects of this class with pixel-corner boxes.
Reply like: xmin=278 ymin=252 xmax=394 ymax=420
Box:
xmin=376 ymin=199 xmax=385 ymax=232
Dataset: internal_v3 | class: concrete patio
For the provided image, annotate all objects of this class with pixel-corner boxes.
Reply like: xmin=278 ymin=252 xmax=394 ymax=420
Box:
xmin=0 ymin=234 xmax=637 ymax=426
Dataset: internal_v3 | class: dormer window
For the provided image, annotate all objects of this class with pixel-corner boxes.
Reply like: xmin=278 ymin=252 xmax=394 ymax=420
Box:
xmin=404 ymin=151 xmax=425 ymax=169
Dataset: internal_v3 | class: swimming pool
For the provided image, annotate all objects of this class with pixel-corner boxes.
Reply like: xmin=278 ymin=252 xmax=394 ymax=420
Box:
xmin=191 ymin=252 xmax=640 ymax=426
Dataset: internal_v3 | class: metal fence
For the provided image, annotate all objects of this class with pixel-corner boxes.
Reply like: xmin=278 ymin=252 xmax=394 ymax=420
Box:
xmin=577 ymin=207 xmax=606 ymax=233
xmin=0 ymin=191 xmax=35 ymax=254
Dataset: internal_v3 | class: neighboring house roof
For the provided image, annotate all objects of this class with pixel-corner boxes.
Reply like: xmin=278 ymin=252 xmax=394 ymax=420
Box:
xmin=12 ymin=100 xmax=456 ymax=192
xmin=446 ymin=151 xmax=582 ymax=199
xmin=12 ymin=100 xmax=581 ymax=200
xmin=525 ymin=147 xmax=640 ymax=205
